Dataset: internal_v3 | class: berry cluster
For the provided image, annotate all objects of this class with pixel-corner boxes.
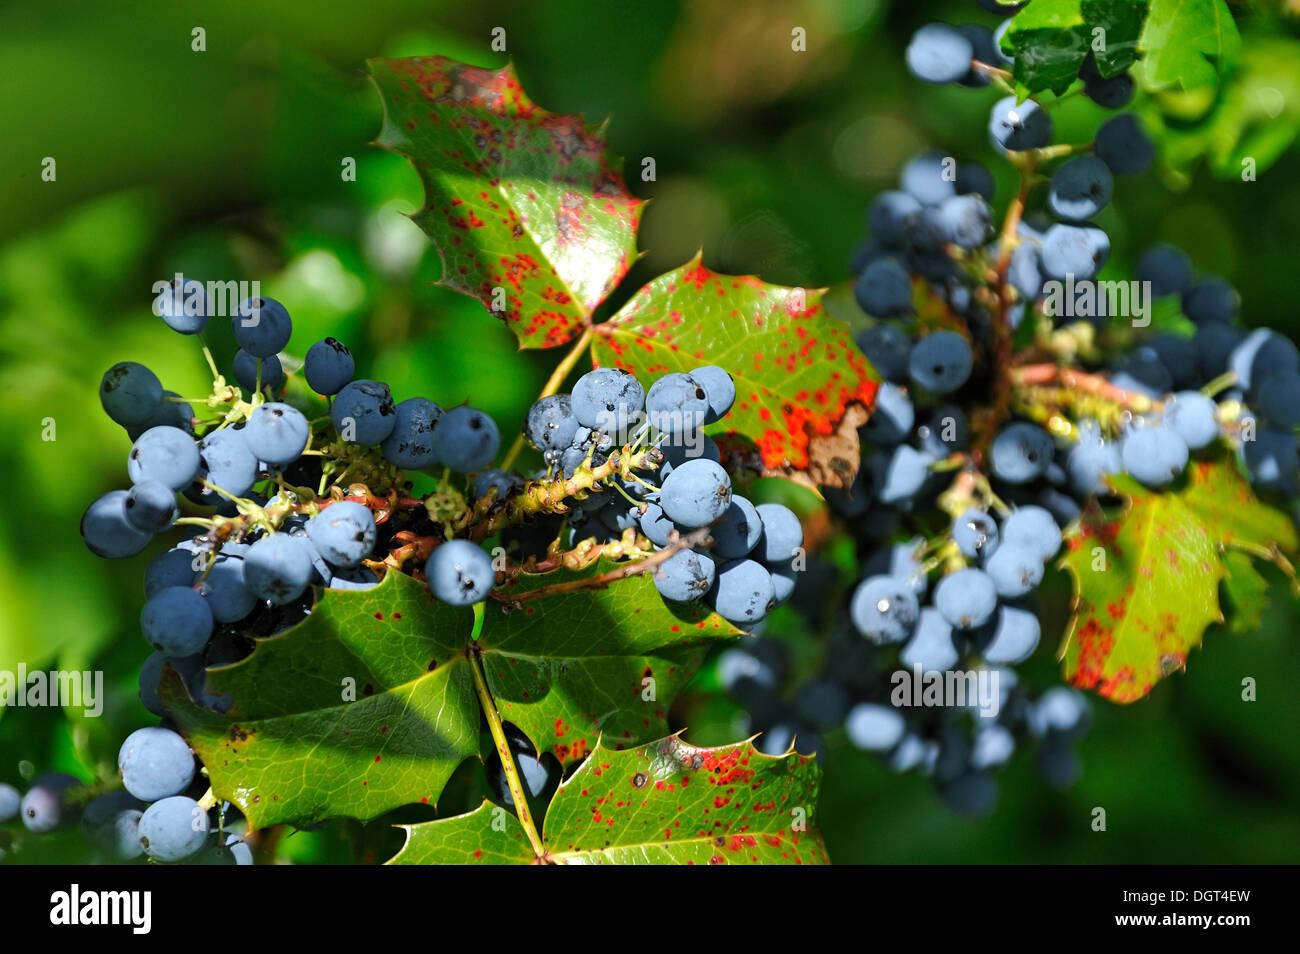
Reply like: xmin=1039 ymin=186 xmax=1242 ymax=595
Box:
xmin=522 ymin=365 xmax=804 ymax=628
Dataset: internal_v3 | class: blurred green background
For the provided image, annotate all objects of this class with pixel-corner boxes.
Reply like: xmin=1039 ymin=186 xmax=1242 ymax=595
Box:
xmin=1 ymin=0 xmax=1298 ymax=864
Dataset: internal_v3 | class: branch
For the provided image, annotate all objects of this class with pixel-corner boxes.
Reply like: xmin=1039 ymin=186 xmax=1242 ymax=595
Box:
xmin=466 ymin=643 xmax=549 ymax=862
xmin=490 ymin=525 xmax=715 ymax=608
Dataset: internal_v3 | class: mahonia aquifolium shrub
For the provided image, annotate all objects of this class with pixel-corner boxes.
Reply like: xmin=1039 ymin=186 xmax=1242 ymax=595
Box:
xmin=707 ymin=11 xmax=1300 ymax=817
xmin=50 ymin=275 xmax=797 ymax=862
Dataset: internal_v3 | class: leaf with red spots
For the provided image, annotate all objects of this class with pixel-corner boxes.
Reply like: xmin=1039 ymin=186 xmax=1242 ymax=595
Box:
xmin=370 ymin=56 xmax=644 ymax=349
xmin=164 ymin=571 xmax=478 ymax=828
xmin=391 ymin=736 xmax=829 ymax=865
xmin=591 ymin=256 xmax=880 ymax=489
xmin=1060 ymin=455 xmax=1297 ymax=703
xmin=482 ymin=559 xmax=741 ymax=766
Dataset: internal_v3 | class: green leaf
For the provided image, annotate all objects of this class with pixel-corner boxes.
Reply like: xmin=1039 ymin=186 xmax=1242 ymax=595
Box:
xmin=591 ymin=256 xmax=880 ymax=489
xmin=392 ymin=736 xmax=829 ymax=865
xmin=1220 ymin=550 xmax=1269 ymax=637
xmin=369 ymin=56 xmax=645 ymax=349
xmin=388 ymin=800 xmax=536 ymax=865
xmin=1137 ymin=0 xmax=1240 ymax=92
xmin=165 ymin=571 xmax=478 ymax=828
xmin=1082 ymin=0 xmax=1150 ymax=76
xmin=483 ymin=560 xmax=741 ymax=764
xmin=1005 ymin=0 xmax=1091 ymax=96
xmin=1060 ymin=455 xmax=1297 ymax=703
xmin=1153 ymin=38 xmax=1300 ymax=177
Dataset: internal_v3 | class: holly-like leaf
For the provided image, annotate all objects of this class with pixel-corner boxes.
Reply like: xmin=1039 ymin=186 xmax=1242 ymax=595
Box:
xmin=165 ymin=571 xmax=478 ymax=828
xmin=1137 ymin=0 xmax=1240 ymax=92
xmin=391 ymin=736 xmax=829 ymax=865
xmin=1004 ymin=0 xmax=1091 ymax=96
xmin=1060 ymin=457 xmax=1297 ymax=703
xmin=1220 ymin=550 xmax=1269 ymax=637
xmin=482 ymin=560 xmax=741 ymax=765
xmin=370 ymin=56 xmax=644 ymax=349
xmin=1082 ymin=0 xmax=1150 ymax=76
xmin=1153 ymin=37 xmax=1300 ymax=177
xmin=591 ymin=256 xmax=880 ymax=488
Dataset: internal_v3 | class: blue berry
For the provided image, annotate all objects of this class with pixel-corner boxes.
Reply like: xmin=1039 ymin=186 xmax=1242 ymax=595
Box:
xmin=100 ymin=361 xmax=163 ymax=427
xmin=233 ymin=296 xmax=292 ymax=358
xmin=710 ymin=559 xmax=776 ymax=626
xmin=526 ymin=394 xmax=580 ymax=455
xmin=245 ymin=533 xmax=314 ymax=605
xmin=1094 ymin=114 xmax=1154 ymax=176
xmin=304 ymin=338 xmax=355 ymax=395
xmin=308 ymin=501 xmax=376 ymax=568
xmin=1256 ymin=372 xmax=1300 ymax=429
xmin=141 ymin=585 xmax=213 ymax=656
xmin=989 ymin=96 xmax=1053 ymax=151
xmin=19 ymin=774 xmax=80 ymax=833
xmin=850 ymin=575 xmax=919 ymax=644
xmin=1122 ymin=424 xmax=1189 ymax=486
xmin=855 ymin=324 xmax=912 ymax=383
xmin=855 ymin=258 xmax=913 ymax=317
xmin=971 ymin=725 xmax=1017 ymax=770
xmin=952 ymin=508 xmax=999 ymax=559
xmin=1081 ymin=60 xmax=1134 ymax=109
xmin=1048 ymin=156 xmax=1113 ymax=222
xmin=934 ymin=568 xmax=998 ymax=629
xmin=937 ymin=194 xmax=994 ymax=248
xmin=653 ymin=548 xmax=716 ymax=603
xmin=154 ymin=275 xmax=209 ymax=334
xmin=0 ymin=783 xmax=20 ymax=823
xmin=909 ymin=330 xmax=972 ymax=394
xmin=431 ymin=406 xmax=499 ymax=472
xmin=1163 ymin=391 xmax=1220 ymax=449
xmin=1138 ymin=244 xmax=1195 ymax=298
xmin=874 ymin=445 xmax=935 ymax=504
xmin=426 ymin=540 xmax=495 ymax=605
xmin=905 ymin=23 xmax=974 ymax=84
xmin=474 ymin=468 xmax=524 ymax=502
xmin=957 ymin=160 xmax=996 ymax=200
xmin=845 ymin=704 xmax=906 ymax=751
xmin=985 ymin=543 xmax=1044 ymax=598
xmin=331 ymin=380 xmax=397 ymax=446
xmin=1001 ymin=505 xmax=1062 ymax=562
xmin=233 ymin=351 xmax=285 ymax=393
xmin=1182 ymin=277 xmax=1240 ymax=325
xmin=659 ymin=458 xmax=732 ymax=528
xmin=381 ymin=397 xmax=443 ymax=470
xmin=1242 ymin=428 xmax=1299 ymax=494
xmin=1229 ymin=328 xmax=1300 ymax=392
xmin=638 ymin=497 xmax=681 ymax=548
xmin=118 ymin=727 xmax=195 ymax=802
xmin=991 ymin=422 xmax=1054 ymax=484
xmin=572 ymin=368 xmax=646 ymax=431
xmin=646 ymin=372 xmax=709 ymax=438
xmin=82 ymin=792 xmax=146 ymax=859
xmin=981 ymin=606 xmax=1041 ymax=665
xmin=124 ymin=481 xmax=176 ymax=533
xmin=900 ymin=151 xmax=958 ymax=205
xmin=711 ymin=496 xmax=763 ymax=559
xmin=690 ymin=365 xmax=736 ymax=424
xmin=244 ymin=403 xmax=310 ymax=468
xmin=1066 ymin=424 xmax=1121 ymax=495
xmin=868 ymin=191 xmax=922 ymax=246
xmin=900 ymin=608 xmax=958 ymax=671
xmin=1040 ymin=224 xmax=1110 ymax=280
xmin=755 ymin=503 xmax=802 ymax=564
xmin=861 ymin=383 xmax=915 ymax=445
xmin=195 ymin=427 xmax=260 ymax=500
xmin=138 ymin=796 xmax=209 ymax=862
xmin=196 ymin=551 xmax=258 ymax=622
xmin=128 ymin=426 xmax=200 ymax=490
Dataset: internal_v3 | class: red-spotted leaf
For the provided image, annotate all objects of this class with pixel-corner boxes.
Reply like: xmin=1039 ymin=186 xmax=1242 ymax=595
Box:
xmin=1060 ymin=457 xmax=1297 ymax=703
xmin=391 ymin=736 xmax=829 ymax=865
xmin=482 ymin=560 xmax=741 ymax=765
xmin=591 ymin=256 xmax=880 ymax=489
xmin=370 ymin=56 xmax=644 ymax=348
